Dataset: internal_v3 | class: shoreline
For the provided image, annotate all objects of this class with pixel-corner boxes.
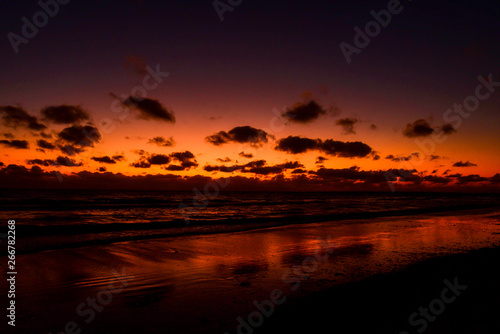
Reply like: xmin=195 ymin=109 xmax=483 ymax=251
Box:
xmin=5 ymin=207 xmax=500 ymax=333
xmin=9 ymin=204 xmax=500 ymax=255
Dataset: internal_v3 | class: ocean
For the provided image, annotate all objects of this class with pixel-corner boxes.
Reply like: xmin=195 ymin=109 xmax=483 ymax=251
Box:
xmin=1 ymin=190 xmax=499 ymax=254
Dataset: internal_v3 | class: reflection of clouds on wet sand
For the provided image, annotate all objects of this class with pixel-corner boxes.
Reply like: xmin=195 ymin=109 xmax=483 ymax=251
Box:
xmin=7 ymin=209 xmax=500 ymax=333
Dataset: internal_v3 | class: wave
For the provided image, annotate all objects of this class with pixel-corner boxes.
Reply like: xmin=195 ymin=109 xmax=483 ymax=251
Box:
xmin=3 ymin=203 xmax=498 ymax=255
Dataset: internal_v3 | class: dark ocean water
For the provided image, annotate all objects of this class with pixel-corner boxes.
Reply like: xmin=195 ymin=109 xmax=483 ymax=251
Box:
xmin=1 ymin=190 xmax=499 ymax=253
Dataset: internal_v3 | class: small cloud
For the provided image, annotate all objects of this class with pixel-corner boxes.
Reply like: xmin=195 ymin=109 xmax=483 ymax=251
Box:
xmin=3 ymin=133 xmax=14 ymax=139
xmin=37 ymin=139 xmax=55 ymax=150
xmin=402 ymin=119 xmax=434 ymax=138
xmin=275 ymin=136 xmax=320 ymax=154
xmin=131 ymin=151 xmax=198 ymax=170
xmin=315 ymin=156 xmax=328 ymax=164
xmin=119 ymin=96 xmax=175 ymax=123
xmin=40 ymin=132 xmax=52 ymax=139
xmin=453 ymin=161 xmax=477 ymax=167
xmin=0 ymin=105 xmax=46 ymax=131
xmin=91 ymin=156 xmax=118 ymax=164
xmin=98 ymin=167 xmax=107 ymax=172
xmin=275 ymin=136 xmax=373 ymax=158
xmin=41 ymin=105 xmax=90 ymax=124
xmin=148 ymin=136 xmax=175 ymax=147
xmin=239 ymin=152 xmax=254 ymax=159
xmin=206 ymin=126 xmax=274 ymax=147
xmin=0 ymin=140 xmax=29 ymax=149
xmin=217 ymin=157 xmax=232 ymax=163
xmin=440 ymin=124 xmax=457 ymax=135
xmin=335 ymin=118 xmax=358 ymax=134
xmin=369 ymin=124 xmax=377 ymax=130
xmin=282 ymin=100 xmax=327 ymax=124
xmin=27 ymin=156 xmax=83 ymax=167
xmin=56 ymin=125 xmax=101 ymax=155
xmin=403 ymin=119 xmax=458 ymax=138
xmin=385 ymin=153 xmax=419 ymax=162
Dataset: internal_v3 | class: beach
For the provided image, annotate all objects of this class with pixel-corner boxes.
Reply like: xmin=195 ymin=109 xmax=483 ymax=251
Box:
xmin=2 ymin=207 xmax=500 ymax=333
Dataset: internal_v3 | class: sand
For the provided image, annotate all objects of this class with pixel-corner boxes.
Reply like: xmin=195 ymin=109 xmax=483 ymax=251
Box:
xmin=2 ymin=207 xmax=500 ymax=333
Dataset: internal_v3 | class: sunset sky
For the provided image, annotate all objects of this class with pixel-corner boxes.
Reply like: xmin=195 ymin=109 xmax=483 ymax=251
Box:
xmin=1 ymin=1 xmax=499 ymax=191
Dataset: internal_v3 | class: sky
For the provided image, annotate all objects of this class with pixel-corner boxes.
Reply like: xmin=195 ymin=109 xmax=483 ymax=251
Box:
xmin=0 ymin=0 xmax=499 ymax=191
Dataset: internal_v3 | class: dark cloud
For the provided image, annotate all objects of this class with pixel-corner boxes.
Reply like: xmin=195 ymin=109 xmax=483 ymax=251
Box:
xmin=316 ymin=156 xmax=328 ymax=164
xmin=0 ymin=162 xmax=3 ymax=167
xmin=57 ymin=125 xmax=101 ymax=155
xmin=204 ymin=160 xmax=303 ymax=175
xmin=121 ymin=96 xmax=175 ymax=123
xmin=291 ymin=169 xmax=305 ymax=174
xmin=402 ymin=119 xmax=434 ymax=138
xmin=98 ymin=167 xmax=107 ymax=172
xmin=275 ymin=136 xmax=320 ymax=154
xmin=148 ymin=136 xmax=175 ymax=147
xmin=40 ymin=132 xmax=52 ymax=139
xmin=206 ymin=126 xmax=274 ymax=147
xmin=217 ymin=157 xmax=232 ymax=163
xmin=131 ymin=151 xmax=197 ymax=170
xmin=91 ymin=156 xmax=118 ymax=164
xmin=0 ymin=139 xmax=29 ymax=149
xmin=369 ymin=124 xmax=377 ymax=130
xmin=320 ymin=140 xmax=373 ymax=158
xmin=133 ymin=149 xmax=146 ymax=156
xmin=113 ymin=155 xmax=125 ymax=161
xmin=440 ymin=124 xmax=457 ymax=135
xmin=453 ymin=161 xmax=478 ymax=167
xmin=27 ymin=156 xmax=83 ymax=167
xmin=131 ymin=160 xmax=151 ymax=168
xmin=41 ymin=105 xmax=90 ymax=124
xmin=244 ymin=166 xmax=284 ymax=175
xmin=385 ymin=152 xmax=420 ymax=162
xmin=149 ymin=154 xmax=171 ymax=165
xmin=490 ymin=174 xmax=500 ymax=184
xmin=37 ymin=139 xmax=56 ymax=150
xmin=428 ymin=155 xmax=443 ymax=161
xmin=276 ymin=161 xmax=304 ymax=169
xmin=372 ymin=154 xmax=381 ymax=161
xmin=335 ymin=118 xmax=358 ymax=134
xmin=168 ymin=151 xmax=198 ymax=170
xmin=450 ymin=174 xmax=488 ymax=184
xmin=0 ymin=164 xmax=497 ymax=192
xmin=239 ymin=152 xmax=254 ymax=159
xmin=275 ymin=136 xmax=372 ymax=158
xmin=403 ymin=119 xmax=458 ymax=138
xmin=282 ymin=100 xmax=327 ymax=123
xmin=3 ymin=133 xmax=14 ymax=139
xmin=0 ymin=105 xmax=46 ymax=131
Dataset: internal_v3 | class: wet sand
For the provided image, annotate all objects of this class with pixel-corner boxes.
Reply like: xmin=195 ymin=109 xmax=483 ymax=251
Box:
xmin=2 ymin=207 xmax=500 ymax=333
